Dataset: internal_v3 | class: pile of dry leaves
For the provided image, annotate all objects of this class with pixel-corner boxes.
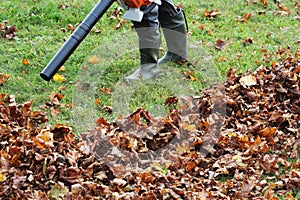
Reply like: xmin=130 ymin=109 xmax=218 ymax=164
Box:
xmin=0 ymin=54 xmax=299 ymax=199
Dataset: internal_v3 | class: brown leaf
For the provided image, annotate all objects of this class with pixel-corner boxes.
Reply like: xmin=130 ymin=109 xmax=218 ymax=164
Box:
xmin=1 ymin=22 xmax=18 ymax=39
xmin=165 ymin=96 xmax=178 ymax=106
xmin=236 ymin=13 xmax=252 ymax=22
xmin=0 ymin=73 xmax=10 ymax=85
xmin=278 ymin=4 xmax=289 ymax=12
xmin=243 ymin=37 xmax=254 ymax=46
xmin=258 ymin=127 xmax=277 ymax=137
xmin=88 ymin=55 xmax=100 ymax=64
xmin=204 ymin=10 xmax=221 ymax=18
xmin=185 ymin=160 xmax=196 ymax=171
xmin=215 ymin=39 xmax=226 ymax=50
xmin=261 ymin=0 xmax=268 ymax=6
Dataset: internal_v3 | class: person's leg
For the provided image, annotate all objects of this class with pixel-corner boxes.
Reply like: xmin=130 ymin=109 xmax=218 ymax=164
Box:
xmin=158 ymin=0 xmax=188 ymax=64
xmin=125 ymin=5 xmax=161 ymax=80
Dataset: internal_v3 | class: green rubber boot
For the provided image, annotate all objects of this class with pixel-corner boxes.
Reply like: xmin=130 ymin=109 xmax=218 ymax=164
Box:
xmin=158 ymin=9 xmax=188 ymax=65
xmin=125 ymin=27 xmax=160 ymax=81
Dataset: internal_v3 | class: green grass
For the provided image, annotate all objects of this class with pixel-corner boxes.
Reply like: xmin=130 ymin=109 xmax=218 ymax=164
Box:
xmin=0 ymin=0 xmax=299 ymax=123
xmin=0 ymin=0 xmax=299 ymax=197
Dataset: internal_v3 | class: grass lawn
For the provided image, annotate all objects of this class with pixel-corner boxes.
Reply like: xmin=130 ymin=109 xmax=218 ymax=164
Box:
xmin=0 ymin=0 xmax=299 ymax=198
xmin=1 ymin=0 xmax=299 ymax=123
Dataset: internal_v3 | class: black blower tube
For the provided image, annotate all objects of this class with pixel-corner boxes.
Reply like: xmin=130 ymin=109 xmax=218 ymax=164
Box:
xmin=40 ymin=0 xmax=115 ymax=81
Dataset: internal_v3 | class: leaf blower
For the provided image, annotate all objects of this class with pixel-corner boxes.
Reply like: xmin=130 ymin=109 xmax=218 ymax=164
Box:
xmin=40 ymin=0 xmax=160 ymax=81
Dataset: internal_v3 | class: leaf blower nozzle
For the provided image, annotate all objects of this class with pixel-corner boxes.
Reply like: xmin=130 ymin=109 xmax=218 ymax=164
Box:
xmin=40 ymin=0 xmax=115 ymax=81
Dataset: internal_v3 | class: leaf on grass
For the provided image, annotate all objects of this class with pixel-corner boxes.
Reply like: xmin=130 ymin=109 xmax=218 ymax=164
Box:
xmin=215 ymin=39 xmax=226 ymax=50
xmin=204 ymin=10 xmax=222 ymax=18
xmin=88 ymin=55 xmax=100 ymax=64
xmin=58 ymin=66 xmax=66 ymax=72
xmin=50 ymin=106 xmax=61 ymax=118
xmin=0 ymin=73 xmax=10 ymax=85
xmin=243 ymin=37 xmax=254 ymax=46
xmin=53 ymin=73 xmax=66 ymax=83
xmin=261 ymin=0 xmax=268 ymax=7
xmin=100 ymin=87 xmax=112 ymax=94
xmin=278 ymin=4 xmax=289 ymax=12
xmin=95 ymin=98 xmax=101 ymax=105
xmin=22 ymin=57 xmax=29 ymax=65
xmin=236 ymin=13 xmax=252 ymax=22
xmin=1 ymin=21 xmax=18 ymax=39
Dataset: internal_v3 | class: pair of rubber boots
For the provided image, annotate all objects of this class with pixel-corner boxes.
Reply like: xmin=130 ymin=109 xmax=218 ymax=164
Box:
xmin=125 ymin=10 xmax=187 ymax=81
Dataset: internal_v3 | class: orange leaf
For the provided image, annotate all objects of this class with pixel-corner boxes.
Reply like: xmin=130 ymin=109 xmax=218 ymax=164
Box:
xmin=244 ymin=13 xmax=252 ymax=21
xmin=258 ymin=127 xmax=277 ymax=137
xmin=204 ymin=10 xmax=221 ymax=18
xmin=0 ymin=73 xmax=10 ymax=85
xmin=100 ymin=87 xmax=112 ymax=94
xmin=22 ymin=57 xmax=29 ymax=65
xmin=186 ymin=160 xmax=196 ymax=171
xmin=261 ymin=0 xmax=268 ymax=6
xmin=278 ymin=4 xmax=289 ymax=12
xmin=88 ymin=55 xmax=100 ymax=64
xmin=254 ymin=135 xmax=262 ymax=145
xmin=95 ymin=98 xmax=101 ymax=105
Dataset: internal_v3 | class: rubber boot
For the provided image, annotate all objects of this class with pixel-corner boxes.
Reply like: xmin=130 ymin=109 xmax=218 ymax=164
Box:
xmin=125 ymin=27 xmax=160 ymax=81
xmin=158 ymin=9 xmax=188 ymax=65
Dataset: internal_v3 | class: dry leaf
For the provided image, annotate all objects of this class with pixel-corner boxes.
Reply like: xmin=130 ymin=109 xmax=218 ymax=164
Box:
xmin=88 ymin=55 xmax=100 ymax=64
xmin=53 ymin=73 xmax=66 ymax=83
xmin=0 ymin=73 xmax=10 ymax=85
xmin=239 ymin=75 xmax=257 ymax=87
xmin=22 ymin=57 xmax=29 ymax=65
xmin=204 ymin=10 xmax=221 ymax=18
xmin=215 ymin=39 xmax=226 ymax=50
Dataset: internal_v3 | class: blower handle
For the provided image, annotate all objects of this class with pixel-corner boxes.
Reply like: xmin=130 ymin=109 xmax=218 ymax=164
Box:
xmin=40 ymin=0 xmax=115 ymax=81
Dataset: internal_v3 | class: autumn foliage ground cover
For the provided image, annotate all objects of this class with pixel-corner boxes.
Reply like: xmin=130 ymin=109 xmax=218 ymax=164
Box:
xmin=0 ymin=53 xmax=299 ymax=199
xmin=1 ymin=0 xmax=300 ymax=199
